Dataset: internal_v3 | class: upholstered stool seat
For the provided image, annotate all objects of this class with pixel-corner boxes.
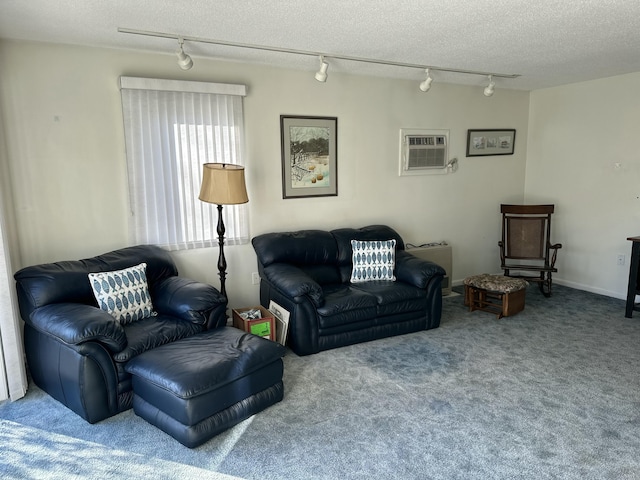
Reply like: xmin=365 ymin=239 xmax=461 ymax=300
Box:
xmin=125 ymin=326 xmax=286 ymax=448
xmin=463 ymin=274 xmax=528 ymax=319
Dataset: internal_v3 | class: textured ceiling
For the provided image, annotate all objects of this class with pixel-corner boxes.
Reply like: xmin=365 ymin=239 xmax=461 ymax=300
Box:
xmin=1 ymin=0 xmax=640 ymax=91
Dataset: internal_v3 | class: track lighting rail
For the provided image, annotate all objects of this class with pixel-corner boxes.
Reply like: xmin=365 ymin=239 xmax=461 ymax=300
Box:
xmin=118 ymin=27 xmax=520 ymax=80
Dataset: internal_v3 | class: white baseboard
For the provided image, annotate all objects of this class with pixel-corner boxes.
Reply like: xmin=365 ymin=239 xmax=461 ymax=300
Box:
xmin=452 ymin=276 xmax=626 ymax=301
xmin=553 ymin=278 xmax=625 ymax=300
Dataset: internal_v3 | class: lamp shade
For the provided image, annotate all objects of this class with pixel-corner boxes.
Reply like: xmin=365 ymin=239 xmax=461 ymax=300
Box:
xmin=199 ymin=163 xmax=249 ymax=205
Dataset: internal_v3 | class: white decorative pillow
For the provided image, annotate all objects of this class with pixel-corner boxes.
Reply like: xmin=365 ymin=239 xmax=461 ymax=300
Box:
xmin=350 ymin=239 xmax=396 ymax=283
xmin=88 ymin=262 xmax=156 ymax=324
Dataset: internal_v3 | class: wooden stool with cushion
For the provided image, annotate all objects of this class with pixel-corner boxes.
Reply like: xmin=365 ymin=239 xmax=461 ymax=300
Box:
xmin=464 ymin=274 xmax=528 ymax=319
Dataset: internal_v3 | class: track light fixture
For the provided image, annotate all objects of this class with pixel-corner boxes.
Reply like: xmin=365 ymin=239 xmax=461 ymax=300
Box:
xmin=483 ymin=75 xmax=495 ymax=97
xmin=176 ymin=38 xmax=193 ymax=70
xmin=119 ymin=28 xmax=520 ymax=88
xmin=315 ymin=56 xmax=329 ymax=82
xmin=419 ymin=68 xmax=433 ymax=92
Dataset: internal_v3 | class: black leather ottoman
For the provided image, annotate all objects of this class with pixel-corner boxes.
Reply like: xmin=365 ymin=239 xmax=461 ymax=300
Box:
xmin=125 ymin=326 xmax=286 ymax=448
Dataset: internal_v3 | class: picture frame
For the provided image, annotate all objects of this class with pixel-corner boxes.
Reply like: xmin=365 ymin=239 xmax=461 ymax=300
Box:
xmin=280 ymin=115 xmax=338 ymax=198
xmin=268 ymin=300 xmax=290 ymax=346
xmin=466 ymin=129 xmax=516 ymax=157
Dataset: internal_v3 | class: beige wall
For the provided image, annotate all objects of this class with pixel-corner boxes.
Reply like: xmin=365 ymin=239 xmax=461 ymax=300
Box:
xmin=0 ymin=40 xmax=530 ymax=309
xmin=526 ymin=72 xmax=640 ymax=299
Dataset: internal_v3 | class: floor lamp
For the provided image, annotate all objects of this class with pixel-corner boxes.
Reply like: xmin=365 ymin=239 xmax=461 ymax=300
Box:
xmin=198 ymin=163 xmax=249 ymax=299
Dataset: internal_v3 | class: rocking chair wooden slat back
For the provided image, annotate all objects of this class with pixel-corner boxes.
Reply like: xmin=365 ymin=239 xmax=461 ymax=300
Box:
xmin=499 ymin=204 xmax=562 ymax=297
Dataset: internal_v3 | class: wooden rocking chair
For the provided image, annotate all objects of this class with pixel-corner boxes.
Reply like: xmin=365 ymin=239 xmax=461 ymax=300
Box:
xmin=498 ymin=204 xmax=562 ymax=297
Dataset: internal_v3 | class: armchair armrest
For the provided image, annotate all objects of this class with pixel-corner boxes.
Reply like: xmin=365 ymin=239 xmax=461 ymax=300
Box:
xmin=396 ymin=250 xmax=446 ymax=288
xmin=152 ymin=276 xmax=227 ymax=326
xmin=28 ymin=303 xmax=127 ymax=353
xmin=262 ymin=263 xmax=324 ymax=307
xmin=549 ymin=242 xmax=562 ymax=268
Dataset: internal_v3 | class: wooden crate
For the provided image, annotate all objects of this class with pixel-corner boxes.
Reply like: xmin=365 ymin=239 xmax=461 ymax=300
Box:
xmin=232 ymin=306 xmax=276 ymax=341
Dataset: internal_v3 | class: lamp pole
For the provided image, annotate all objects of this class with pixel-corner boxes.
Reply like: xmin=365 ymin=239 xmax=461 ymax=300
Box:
xmin=216 ymin=204 xmax=227 ymax=298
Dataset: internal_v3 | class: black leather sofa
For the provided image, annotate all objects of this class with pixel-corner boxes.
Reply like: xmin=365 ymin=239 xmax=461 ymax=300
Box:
xmin=252 ymin=225 xmax=446 ymax=356
xmin=14 ymin=245 xmax=227 ymax=423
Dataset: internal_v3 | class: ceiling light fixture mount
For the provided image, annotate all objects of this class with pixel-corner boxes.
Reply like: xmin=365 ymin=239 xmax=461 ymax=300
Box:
xmin=119 ymin=27 xmax=520 ymax=86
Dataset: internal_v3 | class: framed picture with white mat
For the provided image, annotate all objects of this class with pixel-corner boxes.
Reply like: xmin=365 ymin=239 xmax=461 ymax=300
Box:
xmin=269 ymin=300 xmax=290 ymax=346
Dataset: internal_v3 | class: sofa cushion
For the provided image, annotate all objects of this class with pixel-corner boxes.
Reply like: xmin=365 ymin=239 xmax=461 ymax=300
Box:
xmin=350 ymin=239 xmax=396 ymax=282
xmin=351 ymin=281 xmax=427 ymax=316
xmin=89 ymin=263 xmax=156 ymax=324
xmin=252 ymin=230 xmax=339 ymax=267
xmin=299 ymin=265 xmax=342 ymax=286
xmin=112 ymin=314 xmax=203 ymax=363
xmin=317 ymin=284 xmax=378 ymax=329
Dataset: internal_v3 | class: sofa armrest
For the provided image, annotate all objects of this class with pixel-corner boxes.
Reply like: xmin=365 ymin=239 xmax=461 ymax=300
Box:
xmin=152 ymin=276 xmax=228 ymax=327
xmin=395 ymin=250 xmax=446 ymax=288
xmin=28 ymin=303 xmax=127 ymax=353
xmin=262 ymin=263 xmax=324 ymax=307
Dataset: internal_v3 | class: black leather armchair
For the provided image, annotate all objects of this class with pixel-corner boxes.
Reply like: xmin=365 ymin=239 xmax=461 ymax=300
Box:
xmin=14 ymin=245 xmax=227 ymax=423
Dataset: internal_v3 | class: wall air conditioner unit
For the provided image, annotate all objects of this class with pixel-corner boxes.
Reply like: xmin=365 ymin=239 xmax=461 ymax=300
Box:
xmin=406 ymin=244 xmax=453 ymax=295
xmin=399 ymin=129 xmax=449 ymax=176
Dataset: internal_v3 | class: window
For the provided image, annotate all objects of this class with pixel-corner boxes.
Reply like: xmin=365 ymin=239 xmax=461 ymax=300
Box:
xmin=119 ymin=77 xmax=248 ymax=251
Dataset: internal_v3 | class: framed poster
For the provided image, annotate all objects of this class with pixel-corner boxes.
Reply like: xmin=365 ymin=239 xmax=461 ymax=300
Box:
xmin=268 ymin=300 xmax=290 ymax=346
xmin=466 ymin=129 xmax=516 ymax=157
xmin=280 ymin=115 xmax=338 ymax=198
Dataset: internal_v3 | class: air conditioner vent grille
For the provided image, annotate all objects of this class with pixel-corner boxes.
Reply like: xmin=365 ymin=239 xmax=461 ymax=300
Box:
xmin=399 ymin=130 xmax=450 ymax=176
xmin=407 ymin=146 xmax=447 ymax=169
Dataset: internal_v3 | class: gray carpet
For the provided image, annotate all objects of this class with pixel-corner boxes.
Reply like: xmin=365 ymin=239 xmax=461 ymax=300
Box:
xmin=0 ymin=419 xmax=241 ymax=480
xmin=2 ymin=284 xmax=640 ymax=479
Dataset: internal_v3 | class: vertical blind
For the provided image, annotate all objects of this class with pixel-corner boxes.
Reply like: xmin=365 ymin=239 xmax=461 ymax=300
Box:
xmin=120 ymin=77 xmax=249 ymax=251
